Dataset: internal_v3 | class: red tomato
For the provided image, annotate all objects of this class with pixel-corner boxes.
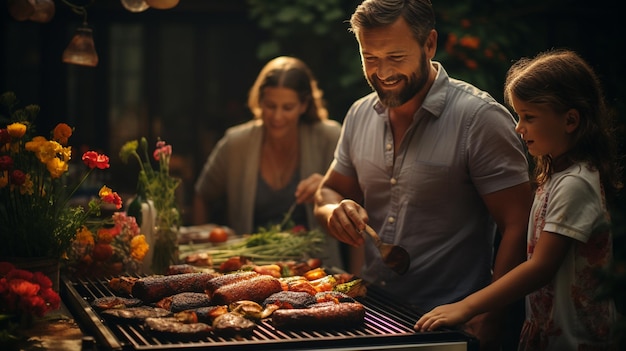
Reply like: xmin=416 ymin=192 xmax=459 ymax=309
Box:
xmin=208 ymin=227 xmax=228 ymax=243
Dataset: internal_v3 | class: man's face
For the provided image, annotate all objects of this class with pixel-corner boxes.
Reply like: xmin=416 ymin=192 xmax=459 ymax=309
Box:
xmin=357 ymin=17 xmax=435 ymax=108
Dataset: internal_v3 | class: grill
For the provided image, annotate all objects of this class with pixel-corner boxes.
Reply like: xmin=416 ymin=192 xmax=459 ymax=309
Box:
xmin=61 ymin=275 xmax=479 ymax=351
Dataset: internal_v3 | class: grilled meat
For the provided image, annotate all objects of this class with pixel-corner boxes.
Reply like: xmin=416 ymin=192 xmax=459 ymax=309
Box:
xmin=212 ymin=312 xmax=257 ymax=337
xmin=101 ymin=306 xmax=172 ymax=322
xmin=91 ymin=296 xmax=143 ymax=310
xmin=145 ymin=317 xmax=213 ymax=336
xmin=154 ymin=292 xmax=212 ymax=312
xmin=204 ymin=271 xmax=259 ymax=297
xmin=271 ymin=302 xmax=365 ymax=329
xmin=174 ymin=305 xmax=229 ymax=324
xmin=263 ymin=291 xmax=317 ymax=309
xmin=131 ymin=272 xmax=221 ymax=303
xmin=107 ymin=276 xmax=139 ymax=295
xmin=212 ymin=275 xmax=283 ymax=305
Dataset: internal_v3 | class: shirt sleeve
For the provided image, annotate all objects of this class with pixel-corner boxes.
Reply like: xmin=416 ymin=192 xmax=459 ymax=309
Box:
xmin=543 ymin=171 xmax=605 ymax=243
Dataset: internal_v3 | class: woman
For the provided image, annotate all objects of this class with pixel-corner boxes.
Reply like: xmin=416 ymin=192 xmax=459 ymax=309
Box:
xmin=193 ymin=56 xmax=344 ymax=269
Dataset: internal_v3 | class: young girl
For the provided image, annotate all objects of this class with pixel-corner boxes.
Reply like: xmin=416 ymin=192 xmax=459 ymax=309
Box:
xmin=414 ymin=49 xmax=622 ymax=350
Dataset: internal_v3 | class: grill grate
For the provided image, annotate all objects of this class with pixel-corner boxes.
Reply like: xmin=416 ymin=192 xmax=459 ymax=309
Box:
xmin=61 ymin=275 xmax=479 ymax=351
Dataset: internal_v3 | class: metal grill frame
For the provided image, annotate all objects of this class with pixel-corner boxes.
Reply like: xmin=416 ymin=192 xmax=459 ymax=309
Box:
xmin=61 ymin=275 xmax=479 ymax=351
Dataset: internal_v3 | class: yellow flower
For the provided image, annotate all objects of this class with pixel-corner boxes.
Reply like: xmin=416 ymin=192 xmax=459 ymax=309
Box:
xmin=46 ymin=157 xmax=68 ymax=179
xmin=119 ymin=140 xmax=139 ymax=163
xmin=130 ymin=235 xmax=149 ymax=261
xmin=24 ymin=136 xmax=47 ymax=152
xmin=7 ymin=122 xmax=27 ymax=138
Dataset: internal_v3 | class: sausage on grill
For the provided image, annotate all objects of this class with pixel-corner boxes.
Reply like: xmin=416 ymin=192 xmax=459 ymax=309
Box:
xmin=211 ymin=275 xmax=282 ymax=305
xmin=131 ymin=272 xmax=221 ymax=303
xmin=204 ymin=271 xmax=259 ymax=297
xmin=271 ymin=302 xmax=365 ymax=329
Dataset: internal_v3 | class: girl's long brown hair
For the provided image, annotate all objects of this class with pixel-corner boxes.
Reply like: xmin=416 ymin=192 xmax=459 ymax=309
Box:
xmin=504 ymin=49 xmax=622 ymax=200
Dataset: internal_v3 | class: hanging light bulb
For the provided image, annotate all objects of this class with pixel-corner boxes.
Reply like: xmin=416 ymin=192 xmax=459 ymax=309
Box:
xmin=145 ymin=0 xmax=179 ymax=10
xmin=120 ymin=0 xmax=150 ymax=13
xmin=62 ymin=24 xmax=99 ymax=67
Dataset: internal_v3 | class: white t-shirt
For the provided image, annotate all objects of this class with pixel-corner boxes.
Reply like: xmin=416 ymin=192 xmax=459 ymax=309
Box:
xmin=519 ymin=162 xmax=617 ymax=350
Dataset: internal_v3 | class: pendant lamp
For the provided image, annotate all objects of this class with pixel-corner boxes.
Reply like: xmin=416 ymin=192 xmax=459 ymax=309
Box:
xmin=145 ymin=0 xmax=179 ymax=10
xmin=29 ymin=0 xmax=55 ymax=23
xmin=62 ymin=24 xmax=99 ymax=67
xmin=120 ymin=0 xmax=150 ymax=13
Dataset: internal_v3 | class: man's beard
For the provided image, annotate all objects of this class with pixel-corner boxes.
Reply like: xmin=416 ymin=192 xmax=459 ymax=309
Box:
xmin=367 ymin=52 xmax=430 ymax=108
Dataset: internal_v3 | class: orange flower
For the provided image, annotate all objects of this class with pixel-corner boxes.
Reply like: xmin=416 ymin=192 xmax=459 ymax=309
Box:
xmin=52 ymin=123 xmax=72 ymax=146
xmin=459 ymin=35 xmax=480 ymax=50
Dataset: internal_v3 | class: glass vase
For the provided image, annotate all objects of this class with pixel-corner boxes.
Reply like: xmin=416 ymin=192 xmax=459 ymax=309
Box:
xmin=150 ymin=209 xmax=179 ymax=275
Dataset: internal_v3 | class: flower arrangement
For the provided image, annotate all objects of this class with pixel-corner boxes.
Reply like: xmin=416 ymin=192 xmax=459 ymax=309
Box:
xmin=120 ymin=137 xmax=181 ymax=274
xmin=0 ymin=262 xmax=61 ymax=343
xmin=0 ymin=92 xmax=122 ymax=260
xmin=65 ymin=212 xmax=150 ymax=277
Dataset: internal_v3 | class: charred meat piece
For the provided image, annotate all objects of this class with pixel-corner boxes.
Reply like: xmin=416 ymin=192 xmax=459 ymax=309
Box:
xmin=101 ymin=306 xmax=171 ymax=322
xmin=145 ymin=317 xmax=213 ymax=337
xmin=205 ymin=271 xmax=259 ymax=297
xmin=91 ymin=296 xmax=143 ymax=310
xmin=154 ymin=292 xmax=212 ymax=312
xmin=108 ymin=276 xmax=139 ymax=295
xmin=212 ymin=312 xmax=257 ymax=337
xmin=131 ymin=272 xmax=221 ymax=303
xmin=271 ymin=302 xmax=365 ymax=329
xmin=212 ymin=275 xmax=283 ymax=305
xmin=263 ymin=291 xmax=317 ymax=309
xmin=315 ymin=291 xmax=356 ymax=304
xmin=174 ymin=305 xmax=229 ymax=324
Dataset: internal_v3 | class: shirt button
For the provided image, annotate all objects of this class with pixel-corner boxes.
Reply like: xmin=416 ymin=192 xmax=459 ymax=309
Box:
xmin=390 ymin=178 xmax=397 ymax=185
xmin=388 ymin=217 xmax=395 ymax=224
xmin=386 ymin=143 xmax=392 ymax=151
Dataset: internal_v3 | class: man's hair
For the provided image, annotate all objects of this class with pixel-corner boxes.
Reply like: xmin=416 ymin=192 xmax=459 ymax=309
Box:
xmin=349 ymin=0 xmax=435 ymax=45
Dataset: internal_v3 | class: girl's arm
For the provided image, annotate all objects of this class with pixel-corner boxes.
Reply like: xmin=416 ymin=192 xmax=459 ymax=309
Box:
xmin=414 ymin=230 xmax=573 ymax=331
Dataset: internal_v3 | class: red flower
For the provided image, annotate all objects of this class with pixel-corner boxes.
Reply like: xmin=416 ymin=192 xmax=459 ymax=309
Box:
xmin=0 ymin=128 xmax=10 ymax=144
xmin=82 ymin=151 xmax=110 ymax=169
xmin=31 ymin=271 xmax=52 ymax=290
xmin=0 ymin=155 xmax=13 ymax=171
xmin=10 ymin=169 xmax=26 ymax=186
